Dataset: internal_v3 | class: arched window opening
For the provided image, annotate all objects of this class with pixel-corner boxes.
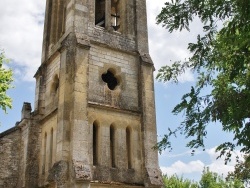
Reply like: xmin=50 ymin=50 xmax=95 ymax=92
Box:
xmin=50 ymin=0 xmax=57 ymax=44
xmin=61 ymin=6 xmax=66 ymax=35
xmin=47 ymin=0 xmax=53 ymax=45
xmin=57 ymin=0 xmax=65 ymax=37
xmin=110 ymin=125 xmax=116 ymax=168
xmin=42 ymin=132 xmax=47 ymax=174
xmin=126 ymin=127 xmax=132 ymax=169
xmin=111 ymin=0 xmax=120 ymax=31
xmin=95 ymin=0 xmax=105 ymax=27
xmin=51 ymin=75 xmax=59 ymax=96
xmin=93 ymin=122 xmax=99 ymax=166
xmin=49 ymin=128 xmax=53 ymax=168
xmin=49 ymin=0 xmax=65 ymax=45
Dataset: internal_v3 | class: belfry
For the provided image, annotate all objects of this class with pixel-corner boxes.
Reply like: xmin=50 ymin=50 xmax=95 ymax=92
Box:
xmin=0 ymin=0 xmax=163 ymax=187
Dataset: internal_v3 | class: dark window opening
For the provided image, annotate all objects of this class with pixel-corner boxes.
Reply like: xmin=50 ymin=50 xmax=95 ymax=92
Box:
xmin=61 ymin=6 xmax=66 ymax=35
xmin=49 ymin=128 xmax=53 ymax=168
xmin=126 ymin=127 xmax=132 ymax=169
xmin=42 ymin=133 xmax=47 ymax=174
xmin=95 ymin=0 xmax=105 ymax=27
xmin=93 ymin=122 xmax=99 ymax=166
xmin=110 ymin=125 xmax=116 ymax=168
xmin=102 ymin=70 xmax=118 ymax=90
xmin=49 ymin=0 xmax=65 ymax=45
xmin=111 ymin=0 xmax=120 ymax=31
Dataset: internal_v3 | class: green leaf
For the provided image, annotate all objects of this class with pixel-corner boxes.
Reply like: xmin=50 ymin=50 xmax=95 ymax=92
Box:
xmin=155 ymin=0 xmax=250 ymax=163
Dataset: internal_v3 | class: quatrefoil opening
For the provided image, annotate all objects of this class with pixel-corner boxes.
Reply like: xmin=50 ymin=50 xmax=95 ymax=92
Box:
xmin=102 ymin=70 xmax=118 ymax=90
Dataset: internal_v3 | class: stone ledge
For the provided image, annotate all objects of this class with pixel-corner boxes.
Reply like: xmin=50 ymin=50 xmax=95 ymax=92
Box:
xmin=88 ymin=101 xmax=141 ymax=115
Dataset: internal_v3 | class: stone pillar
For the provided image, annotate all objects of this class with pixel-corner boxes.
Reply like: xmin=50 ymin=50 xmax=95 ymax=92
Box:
xmin=135 ymin=0 xmax=149 ymax=54
xmin=34 ymin=65 xmax=46 ymax=115
xmin=74 ymin=0 xmax=90 ymax=35
xmin=105 ymin=0 xmax=112 ymax=30
xmin=139 ymin=55 xmax=163 ymax=187
xmin=69 ymin=43 xmax=92 ymax=183
xmin=56 ymin=33 xmax=76 ymax=163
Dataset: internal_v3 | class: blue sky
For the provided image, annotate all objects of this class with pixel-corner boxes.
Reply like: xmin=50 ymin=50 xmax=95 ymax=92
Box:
xmin=0 ymin=0 xmax=242 ymax=181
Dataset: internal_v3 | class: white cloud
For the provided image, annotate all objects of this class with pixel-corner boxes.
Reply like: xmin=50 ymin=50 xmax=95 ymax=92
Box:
xmin=0 ymin=0 xmax=45 ymax=81
xmin=146 ymin=0 xmax=204 ymax=83
xmin=161 ymin=160 xmax=204 ymax=175
xmin=206 ymin=147 xmax=243 ymax=176
xmin=178 ymin=69 xmax=195 ymax=83
xmin=160 ymin=147 xmax=243 ymax=178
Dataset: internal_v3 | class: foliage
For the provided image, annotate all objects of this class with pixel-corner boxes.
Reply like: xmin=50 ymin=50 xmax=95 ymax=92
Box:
xmin=163 ymin=174 xmax=198 ymax=188
xmin=0 ymin=50 xmax=13 ymax=113
xmin=227 ymin=155 xmax=250 ymax=187
xmin=199 ymin=167 xmax=243 ymax=188
xmin=163 ymin=168 xmax=244 ymax=188
xmin=155 ymin=0 xmax=250 ymax=162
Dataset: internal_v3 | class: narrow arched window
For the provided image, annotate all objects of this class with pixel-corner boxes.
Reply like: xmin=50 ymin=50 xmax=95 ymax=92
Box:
xmin=43 ymin=132 xmax=47 ymax=174
xmin=110 ymin=125 xmax=116 ymax=168
xmin=93 ymin=121 xmax=99 ymax=165
xmin=51 ymin=75 xmax=59 ymax=96
xmin=49 ymin=0 xmax=65 ymax=45
xmin=57 ymin=0 xmax=65 ymax=38
xmin=95 ymin=0 xmax=105 ymax=27
xmin=50 ymin=0 xmax=57 ymax=44
xmin=47 ymin=0 xmax=53 ymax=45
xmin=61 ymin=6 xmax=66 ymax=35
xmin=49 ymin=128 xmax=53 ymax=168
xmin=126 ymin=127 xmax=132 ymax=169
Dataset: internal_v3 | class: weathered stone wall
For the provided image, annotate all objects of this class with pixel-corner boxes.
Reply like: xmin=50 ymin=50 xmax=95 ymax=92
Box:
xmin=139 ymin=62 xmax=163 ymax=186
xmin=88 ymin=44 xmax=139 ymax=111
xmin=18 ymin=123 xmax=29 ymax=187
xmin=0 ymin=128 xmax=21 ymax=188
xmin=24 ymin=120 xmax=41 ymax=188
xmin=44 ymin=54 xmax=60 ymax=115
xmin=39 ymin=113 xmax=58 ymax=187
xmin=88 ymin=27 xmax=136 ymax=52
xmin=88 ymin=107 xmax=143 ymax=184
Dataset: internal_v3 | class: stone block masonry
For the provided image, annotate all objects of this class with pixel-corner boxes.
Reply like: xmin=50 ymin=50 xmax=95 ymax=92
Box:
xmin=0 ymin=128 xmax=20 ymax=188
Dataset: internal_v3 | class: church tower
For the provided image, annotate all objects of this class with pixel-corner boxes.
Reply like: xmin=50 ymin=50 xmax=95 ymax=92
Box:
xmin=34 ymin=0 xmax=163 ymax=187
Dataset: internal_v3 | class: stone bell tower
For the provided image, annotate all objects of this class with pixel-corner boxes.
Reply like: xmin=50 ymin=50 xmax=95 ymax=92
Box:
xmin=34 ymin=0 xmax=163 ymax=187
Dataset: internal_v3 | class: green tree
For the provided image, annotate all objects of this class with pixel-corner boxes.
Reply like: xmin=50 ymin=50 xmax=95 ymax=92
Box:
xmin=227 ymin=155 xmax=250 ymax=187
xmin=0 ymin=50 xmax=13 ymax=113
xmin=155 ymin=0 xmax=250 ymax=162
xmin=199 ymin=167 xmax=243 ymax=188
xmin=163 ymin=168 xmax=243 ymax=188
xmin=163 ymin=174 xmax=198 ymax=188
